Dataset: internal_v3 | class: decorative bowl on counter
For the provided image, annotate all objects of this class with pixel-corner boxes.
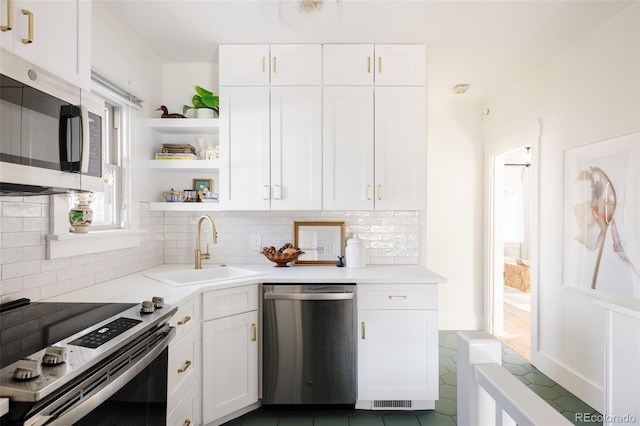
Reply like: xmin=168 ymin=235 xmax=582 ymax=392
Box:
xmin=261 ymin=244 xmax=304 ymax=267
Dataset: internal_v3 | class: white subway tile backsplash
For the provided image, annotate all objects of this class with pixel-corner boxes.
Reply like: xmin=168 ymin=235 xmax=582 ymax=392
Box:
xmin=22 ymin=271 xmax=57 ymax=289
xmin=2 ymin=202 xmax=43 ymax=217
xmin=0 ymin=218 xmax=23 ymax=232
xmin=2 ymin=232 xmax=41 ymax=248
xmin=0 ymin=277 xmax=23 ymax=295
xmin=23 ymin=217 xmax=49 ymax=232
xmin=0 ymin=247 xmax=23 ymax=264
xmin=2 ymin=259 xmax=41 ymax=280
xmin=0 ymin=198 xmax=419 ymax=302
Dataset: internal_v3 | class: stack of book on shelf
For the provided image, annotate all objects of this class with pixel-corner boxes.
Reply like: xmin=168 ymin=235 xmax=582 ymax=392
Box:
xmin=154 ymin=153 xmax=200 ymax=160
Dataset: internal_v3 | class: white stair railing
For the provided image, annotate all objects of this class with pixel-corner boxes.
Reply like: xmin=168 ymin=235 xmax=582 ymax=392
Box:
xmin=457 ymin=330 xmax=572 ymax=426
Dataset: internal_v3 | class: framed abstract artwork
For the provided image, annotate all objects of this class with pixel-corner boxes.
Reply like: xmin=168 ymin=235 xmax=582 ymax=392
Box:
xmin=563 ymin=132 xmax=640 ymax=298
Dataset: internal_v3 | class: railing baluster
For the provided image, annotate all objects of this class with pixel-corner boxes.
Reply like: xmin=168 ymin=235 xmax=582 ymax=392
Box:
xmin=457 ymin=331 xmax=572 ymax=426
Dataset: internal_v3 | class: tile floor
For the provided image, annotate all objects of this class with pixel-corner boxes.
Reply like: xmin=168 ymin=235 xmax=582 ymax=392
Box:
xmin=221 ymin=331 xmax=602 ymax=426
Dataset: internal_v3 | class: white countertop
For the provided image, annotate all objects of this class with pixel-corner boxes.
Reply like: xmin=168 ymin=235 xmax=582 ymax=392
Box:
xmin=45 ymin=263 xmax=446 ymax=306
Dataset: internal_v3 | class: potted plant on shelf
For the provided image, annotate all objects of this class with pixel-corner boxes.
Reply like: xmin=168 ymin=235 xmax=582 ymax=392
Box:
xmin=183 ymin=85 xmax=219 ymax=118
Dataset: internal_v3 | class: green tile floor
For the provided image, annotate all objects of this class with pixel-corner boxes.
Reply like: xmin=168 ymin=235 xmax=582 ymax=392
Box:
xmin=222 ymin=331 xmax=601 ymax=426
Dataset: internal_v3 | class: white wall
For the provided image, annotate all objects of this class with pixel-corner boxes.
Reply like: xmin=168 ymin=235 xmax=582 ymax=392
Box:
xmin=483 ymin=3 xmax=640 ymax=411
xmin=426 ymin=100 xmax=485 ymax=330
xmin=162 ymin=63 xmax=219 ymax=118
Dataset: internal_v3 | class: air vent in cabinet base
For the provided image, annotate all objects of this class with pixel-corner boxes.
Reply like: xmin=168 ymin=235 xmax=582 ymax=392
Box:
xmin=355 ymin=399 xmax=435 ymax=410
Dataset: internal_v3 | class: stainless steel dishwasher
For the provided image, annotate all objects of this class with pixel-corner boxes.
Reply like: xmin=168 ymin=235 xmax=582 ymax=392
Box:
xmin=263 ymin=283 xmax=356 ymax=405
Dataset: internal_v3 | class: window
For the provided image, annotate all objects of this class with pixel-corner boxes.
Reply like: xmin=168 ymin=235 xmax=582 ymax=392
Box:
xmin=66 ymin=75 xmax=138 ymax=229
xmin=48 ymin=75 xmax=141 ymax=258
xmin=69 ymin=100 xmax=124 ymax=228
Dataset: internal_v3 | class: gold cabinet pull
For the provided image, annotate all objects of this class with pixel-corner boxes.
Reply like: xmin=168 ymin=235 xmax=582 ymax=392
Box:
xmin=177 ymin=315 xmax=191 ymax=325
xmin=262 ymin=185 xmax=270 ymax=200
xmin=367 ymin=185 xmax=372 ymax=200
xmin=273 ymin=56 xmax=277 ymax=73
xmin=21 ymin=9 xmax=33 ymax=44
xmin=361 ymin=321 xmax=366 ymax=339
xmin=273 ymin=184 xmax=281 ymax=200
xmin=251 ymin=323 xmax=257 ymax=341
xmin=378 ymin=56 xmax=382 ymax=73
xmin=1 ymin=0 xmax=12 ymax=32
xmin=262 ymin=56 xmax=266 ymax=73
xmin=388 ymin=295 xmax=407 ymax=300
xmin=367 ymin=56 xmax=371 ymax=73
xmin=177 ymin=360 xmax=192 ymax=373
xmin=377 ymin=185 xmax=382 ymax=200
xmin=183 ymin=420 xmax=191 ymax=426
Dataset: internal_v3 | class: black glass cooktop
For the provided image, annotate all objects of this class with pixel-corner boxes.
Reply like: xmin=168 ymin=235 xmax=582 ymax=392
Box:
xmin=0 ymin=299 xmax=137 ymax=368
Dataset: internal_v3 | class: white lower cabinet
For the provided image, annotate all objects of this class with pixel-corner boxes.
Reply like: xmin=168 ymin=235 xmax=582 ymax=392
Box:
xmin=167 ymin=378 xmax=201 ymax=426
xmin=167 ymin=295 xmax=202 ymax=423
xmin=357 ymin=284 xmax=439 ymax=410
xmin=202 ymin=285 xmax=260 ymax=425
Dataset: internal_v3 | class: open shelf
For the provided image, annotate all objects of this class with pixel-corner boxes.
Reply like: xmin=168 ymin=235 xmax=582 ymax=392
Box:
xmin=149 ymin=202 xmax=221 ymax=212
xmin=148 ymin=118 xmax=219 ymax=134
xmin=144 ymin=159 xmax=220 ymax=172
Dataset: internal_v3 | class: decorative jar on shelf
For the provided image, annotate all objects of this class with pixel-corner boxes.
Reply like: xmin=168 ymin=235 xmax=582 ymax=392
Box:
xmin=69 ymin=193 xmax=94 ymax=233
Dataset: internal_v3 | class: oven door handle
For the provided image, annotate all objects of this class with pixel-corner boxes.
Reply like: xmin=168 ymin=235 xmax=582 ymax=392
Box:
xmin=264 ymin=292 xmax=354 ymax=301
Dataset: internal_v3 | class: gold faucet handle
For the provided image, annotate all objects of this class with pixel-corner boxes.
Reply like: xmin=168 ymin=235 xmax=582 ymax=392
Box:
xmin=202 ymin=244 xmax=211 ymax=259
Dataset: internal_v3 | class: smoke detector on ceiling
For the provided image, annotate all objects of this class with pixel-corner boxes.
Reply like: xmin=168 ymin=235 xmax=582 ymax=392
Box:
xmin=453 ymin=84 xmax=470 ymax=94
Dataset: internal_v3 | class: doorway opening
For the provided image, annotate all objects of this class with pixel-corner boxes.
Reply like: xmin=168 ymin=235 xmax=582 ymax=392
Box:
xmin=485 ymin=122 xmax=540 ymax=362
xmin=497 ymin=146 xmax=532 ymax=359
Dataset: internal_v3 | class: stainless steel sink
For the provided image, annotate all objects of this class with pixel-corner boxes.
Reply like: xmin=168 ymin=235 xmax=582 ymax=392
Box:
xmin=145 ymin=265 xmax=261 ymax=286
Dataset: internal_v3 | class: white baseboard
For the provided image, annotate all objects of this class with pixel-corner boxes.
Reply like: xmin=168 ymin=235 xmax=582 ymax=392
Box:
xmin=439 ymin=315 xmax=484 ymax=330
xmin=533 ymin=350 xmax=603 ymax=413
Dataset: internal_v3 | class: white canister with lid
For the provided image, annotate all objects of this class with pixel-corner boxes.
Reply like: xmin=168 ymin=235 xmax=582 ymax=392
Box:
xmin=346 ymin=238 xmax=366 ymax=268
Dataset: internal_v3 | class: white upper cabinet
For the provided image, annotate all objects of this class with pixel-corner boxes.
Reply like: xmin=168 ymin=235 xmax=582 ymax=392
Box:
xmin=323 ymin=85 xmax=425 ymax=211
xmin=219 ymin=86 xmax=271 ymax=210
xmin=323 ymin=44 xmax=374 ymax=86
xmin=323 ymin=86 xmax=375 ymax=210
xmin=374 ymin=86 xmax=426 ymax=210
xmin=220 ymin=44 xmax=322 ymax=211
xmin=270 ymin=44 xmax=322 ymax=86
xmin=270 ymin=86 xmax=322 ymax=210
xmin=323 ymin=44 xmax=425 ymax=86
xmin=220 ymin=43 xmax=424 ymax=212
xmin=373 ymin=44 xmax=425 ymax=86
xmin=219 ymin=44 xmax=270 ymax=86
xmin=219 ymin=44 xmax=321 ymax=86
xmin=1 ymin=0 xmax=90 ymax=87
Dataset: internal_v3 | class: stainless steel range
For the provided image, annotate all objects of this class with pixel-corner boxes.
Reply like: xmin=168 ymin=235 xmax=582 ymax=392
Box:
xmin=0 ymin=297 xmax=176 ymax=426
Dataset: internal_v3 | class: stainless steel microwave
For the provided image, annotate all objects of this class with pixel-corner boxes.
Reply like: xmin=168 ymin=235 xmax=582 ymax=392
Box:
xmin=0 ymin=51 xmax=103 ymax=195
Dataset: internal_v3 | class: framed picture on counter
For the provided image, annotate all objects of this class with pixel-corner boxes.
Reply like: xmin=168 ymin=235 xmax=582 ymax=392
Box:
xmin=293 ymin=220 xmax=346 ymax=265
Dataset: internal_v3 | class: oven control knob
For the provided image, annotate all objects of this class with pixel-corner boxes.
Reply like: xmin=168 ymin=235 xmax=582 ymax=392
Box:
xmin=152 ymin=296 xmax=164 ymax=309
xmin=13 ymin=358 xmax=42 ymax=380
xmin=140 ymin=300 xmax=155 ymax=314
xmin=42 ymin=346 xmax=67 ymax=365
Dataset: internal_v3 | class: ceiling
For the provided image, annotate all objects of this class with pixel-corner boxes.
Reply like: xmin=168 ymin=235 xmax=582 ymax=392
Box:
xmin=99 ymin=0 xmax=632 ymax=103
